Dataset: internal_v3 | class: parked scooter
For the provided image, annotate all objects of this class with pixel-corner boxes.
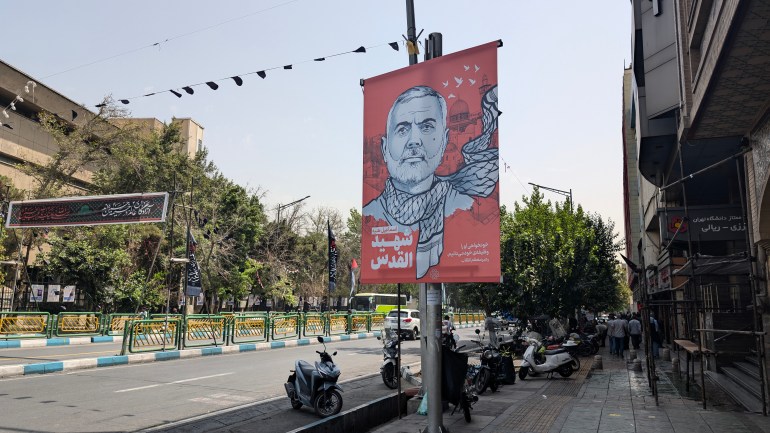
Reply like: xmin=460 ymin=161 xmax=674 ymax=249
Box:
xmin=377 ymin=329 xmax=401 ymax=389
xmin=284 ymin=336 xmax=343 ymax=417
xmin=518 ymin=337 xmax=580 ymax=380
xmin=442 ymin=344 xmax=478 ymax=423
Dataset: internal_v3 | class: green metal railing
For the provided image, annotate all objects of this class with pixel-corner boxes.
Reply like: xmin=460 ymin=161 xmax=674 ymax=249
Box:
xmin=328 ymin=313 xmax=348 ymax=336
xmin=123 ymin=318 xmax=181 ymax=353
xmin=230 ymin=314 xmax=268 ymax=344
xmin=0 ymin=311 xmax=50 ymax=339
xmin=54 ymin=312 xmax=102 ymax=337
xmin=184 ymin=315 xmax=226 ymax=348
xmin=302 ymin=313 xmax=326 ymax=337
xmin=270 ymin=313 xmax=299 ymax=340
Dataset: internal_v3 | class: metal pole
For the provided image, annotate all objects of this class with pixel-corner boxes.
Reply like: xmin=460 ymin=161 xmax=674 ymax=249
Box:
xmin=736 ymin=158 xmax=768 ymax=415
xmin=397 ymin=283 xmax=402 ymax=419
xmin=406 ymin=0 xmax=417 ymax=66
xmin=424 ymin=283 xmax=443 ymax=433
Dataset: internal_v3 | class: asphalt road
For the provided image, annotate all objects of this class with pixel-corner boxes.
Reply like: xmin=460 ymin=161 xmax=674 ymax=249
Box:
xmin=0 ymin=328 xmax=483 ymax=433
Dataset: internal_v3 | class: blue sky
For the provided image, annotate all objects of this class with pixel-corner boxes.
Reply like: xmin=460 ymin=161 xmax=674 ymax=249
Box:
xmin=3 ymin=1 xmax=630 ymax=233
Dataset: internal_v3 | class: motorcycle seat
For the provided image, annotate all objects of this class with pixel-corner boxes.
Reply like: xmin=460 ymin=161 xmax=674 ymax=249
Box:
xmin=297 ymin=360 xmax=315 ymax=378
xmin=544 ymin=348 xmax=567 ymax=355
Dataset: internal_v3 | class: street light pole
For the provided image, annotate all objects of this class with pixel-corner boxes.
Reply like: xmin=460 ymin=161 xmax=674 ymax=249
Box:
xmin=528 ymin=182 xmax=573 ymax=211
xmin=276 ymin=195 xmax=311 ymax=225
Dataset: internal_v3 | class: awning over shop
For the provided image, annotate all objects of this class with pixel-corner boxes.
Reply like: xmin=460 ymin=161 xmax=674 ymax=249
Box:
xmin=673 ymin=253 xmax=751 ymax=277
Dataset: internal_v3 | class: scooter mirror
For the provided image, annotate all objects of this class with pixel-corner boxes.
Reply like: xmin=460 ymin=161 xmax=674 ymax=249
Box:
xmin=475 ymin=329 xmax=481 ymax=335
xmin=377 ymin=336 xmax=382 ymax=340
xmin=317 ymin=336 xmax=325 ymax=343
xmin=333 ymin=351 xmax=337 ymax=356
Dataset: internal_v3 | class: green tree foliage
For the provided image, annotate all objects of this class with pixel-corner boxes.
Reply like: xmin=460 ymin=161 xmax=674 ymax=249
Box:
xmin=450 ymin=188 xmax=625 ymax=319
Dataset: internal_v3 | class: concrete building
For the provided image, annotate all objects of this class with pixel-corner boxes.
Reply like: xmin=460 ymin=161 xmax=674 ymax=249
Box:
xmin=0 ymin=59 xmax=203 ymax=311
xmin=625 ymin=0 xmax=770 ymax=413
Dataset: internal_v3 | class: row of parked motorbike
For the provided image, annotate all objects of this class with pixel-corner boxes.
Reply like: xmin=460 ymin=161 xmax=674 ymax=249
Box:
xmin=282 ymin=327 xmax=599 ymax=420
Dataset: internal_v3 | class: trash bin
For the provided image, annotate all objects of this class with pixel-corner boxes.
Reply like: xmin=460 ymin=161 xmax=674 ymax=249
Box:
xmin=500 ymin=355 xmax=516 ymax=384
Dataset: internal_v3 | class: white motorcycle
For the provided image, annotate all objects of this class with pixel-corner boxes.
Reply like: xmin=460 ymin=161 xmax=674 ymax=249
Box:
xmin=518 ymin=337 xmax=580 ymax=380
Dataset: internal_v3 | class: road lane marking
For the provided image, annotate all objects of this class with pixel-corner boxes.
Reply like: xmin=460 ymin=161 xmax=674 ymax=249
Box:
xmin=116 ymin=384 xmax=162 ymax=393
xmin=115 ymin=372 xmax=233 ymax=393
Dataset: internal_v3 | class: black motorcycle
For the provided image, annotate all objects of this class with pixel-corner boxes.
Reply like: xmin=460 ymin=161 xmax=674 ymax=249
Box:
xmin=472 ymin=329 xmax=510 ymax=394
xmin=284 ymin=336 xmax=343 ymax=417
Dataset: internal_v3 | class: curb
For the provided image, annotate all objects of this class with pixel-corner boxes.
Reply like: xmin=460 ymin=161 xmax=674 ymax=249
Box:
xmin=0 ymin=335 xmax=122 ymax=348
xmin=0 ymin=332 xmax=380 ymax=379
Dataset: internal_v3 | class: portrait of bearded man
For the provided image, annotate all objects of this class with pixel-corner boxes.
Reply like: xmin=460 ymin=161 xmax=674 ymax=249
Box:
xmin=363 ymin=84 xmax=499 ymax=279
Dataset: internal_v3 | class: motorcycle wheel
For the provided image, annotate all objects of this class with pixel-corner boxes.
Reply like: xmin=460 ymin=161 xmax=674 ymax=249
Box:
xmin=558 ymin=364 xmax=574 ymax=377
xmin=518 ymin=366 xmax=528 ymax=380
xmin=490 ymin=379 xmax=499 ymax=392
xmin=474 ymin=368 xmax=491 ymax=394
xmin=313 ymin=390 xmax=343 ymax=418
xmin=578 ymin=343 xmax=593 ymax=357
xmin=382 ymin=363 xmax=399 ymax=389
xmin=461 ymin=394 xmax=472 ymax=423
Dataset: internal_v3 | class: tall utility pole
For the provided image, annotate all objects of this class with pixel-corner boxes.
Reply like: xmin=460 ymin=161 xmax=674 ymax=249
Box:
xmin=406 ymin=1 xmax=444 ymax=431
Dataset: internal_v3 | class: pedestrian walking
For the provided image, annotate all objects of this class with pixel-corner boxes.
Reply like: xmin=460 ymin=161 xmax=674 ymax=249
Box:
xmin=609 ymin=313 xmax=628 ymax=358
xmin=596 ymin=320 xmax=607 ymax=347
xmin=607 ymin=314 xmax=617 ymax=355
xmin=628 ymin=313 xmax=642 ymax=350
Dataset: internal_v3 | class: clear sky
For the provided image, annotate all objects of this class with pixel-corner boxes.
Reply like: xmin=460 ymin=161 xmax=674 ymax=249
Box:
xmin=3 ymin=1 xmax=630 ymax=233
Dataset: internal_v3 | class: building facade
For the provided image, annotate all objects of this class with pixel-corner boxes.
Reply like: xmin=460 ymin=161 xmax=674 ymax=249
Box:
xmin=625 ymin=0 xmax=770 ymax=412
xmin=0 ymin=59 xmax=203 ymax=311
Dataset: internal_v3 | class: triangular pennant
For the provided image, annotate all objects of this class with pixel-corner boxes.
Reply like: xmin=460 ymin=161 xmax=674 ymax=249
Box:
xmin=283 ymin=65 xmax=292 ymax=69
xmin=143 ymin=92 xmax=156 ymax=97
xmin=182 ymin=86 xmax=194 ymax=95
xmin=206 ymin=82 xmax=219 ymax=90
xmin=170 ymin=89 xmax=183 ymax=98
xmin=314 ymin=57 xmax=325 ymax=61
xmin=257 ymin=71 xmax=266 ymax=79
xmin=95 ymin=103 xmax=106 ymax=108
xmin=389 ymin=42 xmax=399 ymax=51
xmin=120 ymin=99 xmax=130 ymax=104
xmin=353 ymin=46 xmax=366 ymax=53
xmin=231 ymin=76 xmax=243 ymax=86
xmin=71 ymin=110 xmax=78 ymax=121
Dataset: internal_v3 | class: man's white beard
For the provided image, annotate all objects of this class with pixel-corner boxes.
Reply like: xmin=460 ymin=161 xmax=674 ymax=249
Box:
xmin=385 ymin=147 xmax=442 ymax=187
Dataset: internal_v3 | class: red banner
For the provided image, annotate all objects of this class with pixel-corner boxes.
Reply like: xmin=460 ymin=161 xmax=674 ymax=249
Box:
xmin=361 ymin=42 xmax=501 ymax=284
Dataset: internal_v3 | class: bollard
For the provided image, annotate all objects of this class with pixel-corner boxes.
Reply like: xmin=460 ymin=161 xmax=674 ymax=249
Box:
xmin=631 ymin=359 xmax=642 ymax=372
xmin=660 ymin=348 xmax=671 ymax=361
xmin=628 ymin=349 xmax=637 ymax=361
xmin=672 ymin=357 xmax=680 ymax=377
xmin=592 ymin=355 xmax=603 ymax=370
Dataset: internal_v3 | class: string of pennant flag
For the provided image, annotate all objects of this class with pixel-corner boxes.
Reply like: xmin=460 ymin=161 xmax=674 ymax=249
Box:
xmin=0 ymin=80 xmax=37 ymax=130
xmin=99 ymin=41 xmax=403 ymax=107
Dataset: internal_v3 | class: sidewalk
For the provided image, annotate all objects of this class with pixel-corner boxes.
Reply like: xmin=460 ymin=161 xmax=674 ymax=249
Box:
xmin=370 ymin=345 xmax=770 ymax=433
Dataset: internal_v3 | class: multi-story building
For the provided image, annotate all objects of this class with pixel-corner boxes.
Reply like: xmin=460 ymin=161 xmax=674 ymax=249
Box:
xmin=625 ymin=0 xmax=770 ymax=413
xmin=0 ymin=59 xmax=204 ymax=310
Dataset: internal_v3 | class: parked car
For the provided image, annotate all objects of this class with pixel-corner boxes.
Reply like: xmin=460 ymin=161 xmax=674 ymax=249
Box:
xmin=385 ymin=309 xmax=421 ymax=340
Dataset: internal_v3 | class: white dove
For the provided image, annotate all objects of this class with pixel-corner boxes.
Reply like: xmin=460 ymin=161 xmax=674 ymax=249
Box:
xmin=442 ymin=80 xmax=449 ymax=88
xmin=454 ymin=77 xmax=463 ymax=87
xmin=448 ymin=93 xmax=456 ymax=99
xmin=463 ymin=65 xmax=470 ymax=71
xmin=469 ymin=79 xmax=476 ymax=85
xmin=474 ymin=64 xmax=480 ymax=72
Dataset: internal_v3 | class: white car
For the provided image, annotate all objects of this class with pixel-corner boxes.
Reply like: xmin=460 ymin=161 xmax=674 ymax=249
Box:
xmin=386 ymin=309 xmax=421 ymax=340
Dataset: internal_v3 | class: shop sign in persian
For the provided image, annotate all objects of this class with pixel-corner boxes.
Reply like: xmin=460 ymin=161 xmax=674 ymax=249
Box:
xmin=6 ymin=192 xmax=168 ymax=228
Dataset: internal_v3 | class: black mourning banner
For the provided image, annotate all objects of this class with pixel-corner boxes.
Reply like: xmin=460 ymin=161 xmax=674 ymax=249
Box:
xmin=328 ymin=222 xmax=338 ymax=293
xmin=6 ymin=193 xmax=169 ymax=228
xmin=186 ymin=230 xmax=202 ymax=297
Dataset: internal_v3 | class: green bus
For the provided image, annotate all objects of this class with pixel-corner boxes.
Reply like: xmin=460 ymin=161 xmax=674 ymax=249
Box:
xmin=351 ymin=293 xmax=408 ymax=313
